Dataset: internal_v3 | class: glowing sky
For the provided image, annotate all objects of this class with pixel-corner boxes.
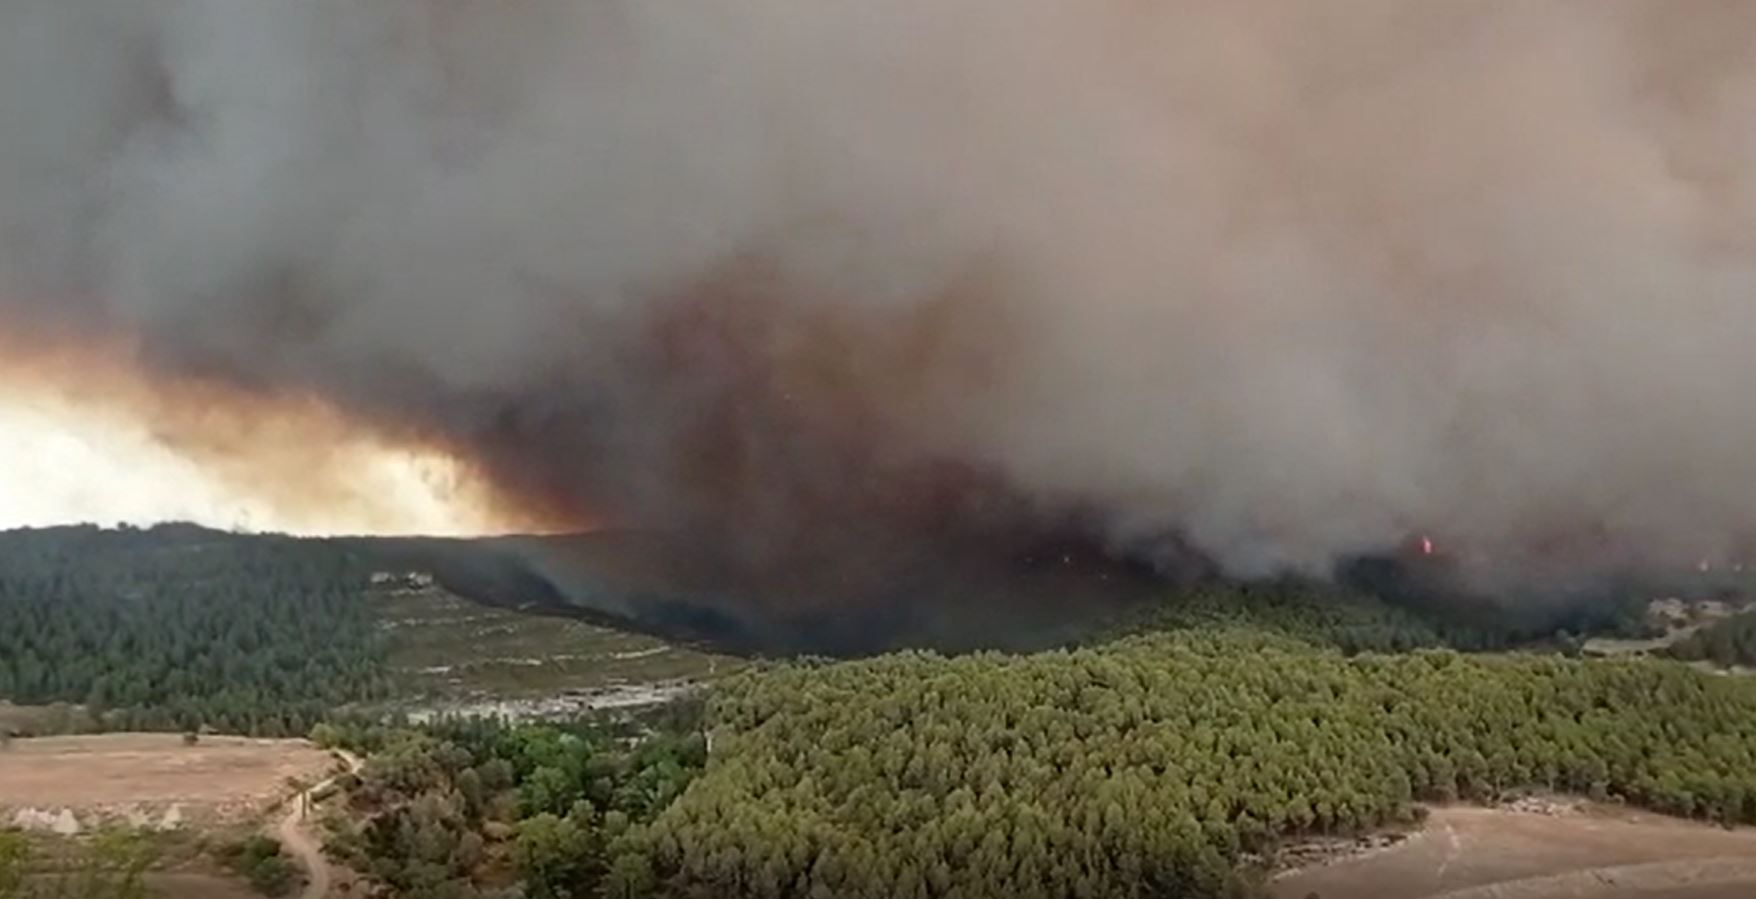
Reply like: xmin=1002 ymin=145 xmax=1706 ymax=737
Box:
xmin=0 ymin=393 xmax=507 ymax=536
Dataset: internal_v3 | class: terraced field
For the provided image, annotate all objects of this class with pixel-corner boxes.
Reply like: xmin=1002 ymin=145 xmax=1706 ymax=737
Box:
xmin=374 ymin=584 xmax=744 ymax=702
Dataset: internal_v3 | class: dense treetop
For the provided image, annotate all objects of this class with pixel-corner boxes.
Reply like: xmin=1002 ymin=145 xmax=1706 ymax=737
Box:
xmin=316 ymin=708 xmax=707 ymax=899
xmin=603 ymin=630 xmax=1756 ymax=898
xmin=0 ymin=524 xmax=388 ymax=735
xmin=327 ymin=625 xmax=1756 ymax=899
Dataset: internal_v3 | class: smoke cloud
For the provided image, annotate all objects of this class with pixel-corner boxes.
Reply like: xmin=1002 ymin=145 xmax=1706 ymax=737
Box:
xmin=4 ymin=0 xmax=1756 ymax=584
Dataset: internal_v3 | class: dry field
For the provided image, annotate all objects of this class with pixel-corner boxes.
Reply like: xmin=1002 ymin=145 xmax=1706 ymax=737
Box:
xmin=1274 ymin=806 xmax=1756 ymax=899
xmin=0 ymin=733 xmax=337 ymax=829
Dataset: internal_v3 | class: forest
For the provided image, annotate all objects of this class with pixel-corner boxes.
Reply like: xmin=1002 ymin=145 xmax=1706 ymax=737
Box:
xmin=323 ymin=625 xmax=1756 ymax=899
xmin=605 ymin=631 xmax=1756 ymax=898
xmin=0 ymin=525 xmax=388 ymax=736
xmin=0 ymin=523 xmax=1667 ymax=740
xmin=7 ymin=524 xmax=1756 ymax=897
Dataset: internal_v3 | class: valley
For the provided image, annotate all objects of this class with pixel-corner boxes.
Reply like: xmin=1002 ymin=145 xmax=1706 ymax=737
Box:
xmin=3 ymin=524 xmax=1756 ymax=898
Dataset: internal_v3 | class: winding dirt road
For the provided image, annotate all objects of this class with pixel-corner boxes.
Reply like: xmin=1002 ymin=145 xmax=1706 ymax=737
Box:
xmin=273 ymin=749 xmax=362 ymax=899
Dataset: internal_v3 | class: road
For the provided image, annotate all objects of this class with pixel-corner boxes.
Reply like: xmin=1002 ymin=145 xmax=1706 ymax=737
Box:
xmin=273 ymin=749 xmax=362 ymax=899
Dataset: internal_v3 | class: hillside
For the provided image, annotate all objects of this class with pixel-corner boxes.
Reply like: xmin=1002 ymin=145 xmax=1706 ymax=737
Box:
xmin=0 ymin=524 xmax=737 ymax=736
xmin=0 ymin=524 xmax=387 ymax=735
xmin=362 ymin=529 xmax=1166 ymax=656
xmin=4 ymin=524 xmax=1756 ymax=896
xmin=0 ymin=522 xmax=1716 ymax=736
xmin=311 ymin=624 xmax=1756 ymax=899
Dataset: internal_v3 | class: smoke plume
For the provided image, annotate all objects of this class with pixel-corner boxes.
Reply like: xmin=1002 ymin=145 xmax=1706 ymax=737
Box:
xmin=4 ymin=0 xmax=1756 ymax=584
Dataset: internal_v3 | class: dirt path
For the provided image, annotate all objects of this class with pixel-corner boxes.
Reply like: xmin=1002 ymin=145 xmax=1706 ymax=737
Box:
xmin=274 ymin=749 xmax=362 ymax=899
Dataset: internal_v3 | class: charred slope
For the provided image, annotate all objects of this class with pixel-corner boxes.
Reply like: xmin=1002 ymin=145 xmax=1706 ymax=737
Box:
xmin=368 ymin=530 xmax=1680 ymax=658
xmin=356 ymin=529 xmax=1166 ymax=656
xmin=0 ymin=522 xmax=1684 ymax=660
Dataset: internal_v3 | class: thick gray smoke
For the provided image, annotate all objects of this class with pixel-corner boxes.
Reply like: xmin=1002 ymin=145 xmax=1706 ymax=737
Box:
xmin=4 ymin=0 xmax=1756 ymax=583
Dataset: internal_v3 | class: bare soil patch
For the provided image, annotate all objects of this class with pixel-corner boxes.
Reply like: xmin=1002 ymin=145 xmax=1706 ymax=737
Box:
xmin=0 ymin=733 xmax=337 ymax=828
xmin=1274 ymin=806 xmax=1756 ymax=899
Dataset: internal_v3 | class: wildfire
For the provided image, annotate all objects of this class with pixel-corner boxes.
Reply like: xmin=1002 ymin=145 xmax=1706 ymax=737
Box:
xmin=1419 ymin=535 xmax=1435 ymax=556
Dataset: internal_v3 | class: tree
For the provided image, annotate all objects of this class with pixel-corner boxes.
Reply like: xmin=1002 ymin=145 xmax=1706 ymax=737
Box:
xmin=246 ymin=854 xmax=297 ymax=897
xmin=514 ymin=812 xmax=605 ymax=899
xmin=309 ymin=722 xmax=341 ymax=748
xmin=520 ymin=766 xmax=578 ymax=818
xmin=220 ymin=836 xmax=297 ymax=898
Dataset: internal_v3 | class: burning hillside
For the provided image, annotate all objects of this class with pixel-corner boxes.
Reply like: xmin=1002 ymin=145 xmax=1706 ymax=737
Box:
xmin=4 ymin=1 xmax=1756 ymax=600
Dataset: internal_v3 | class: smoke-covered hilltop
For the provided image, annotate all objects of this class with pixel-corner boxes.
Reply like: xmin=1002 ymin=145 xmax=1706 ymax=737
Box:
xmin=4 ymin=1 xmax=1756 ymax=589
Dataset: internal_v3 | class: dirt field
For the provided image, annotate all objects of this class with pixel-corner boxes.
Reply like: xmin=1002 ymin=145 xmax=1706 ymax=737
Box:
xmin=0 ymin=733 xmax=337 ymax=828
xmin=1274 ymin=806 xmax=1756 ymax=899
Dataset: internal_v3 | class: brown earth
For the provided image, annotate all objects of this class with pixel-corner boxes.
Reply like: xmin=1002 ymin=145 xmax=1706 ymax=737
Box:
xmin=1273 ymin=806 xmax=1756 ymax=899
xmin=0 ymin=733 xmax=338 ymax=825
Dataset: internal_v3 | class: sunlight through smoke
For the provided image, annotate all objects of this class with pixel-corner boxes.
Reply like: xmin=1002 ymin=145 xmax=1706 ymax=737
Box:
xmin=0 ymin=394 xmax=508 ymax=536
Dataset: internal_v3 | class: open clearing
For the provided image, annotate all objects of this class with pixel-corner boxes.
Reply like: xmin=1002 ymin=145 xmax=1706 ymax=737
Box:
xmin=1274 ymin=806 xmax=1756 ymax=899
xmin=0 ymin=733 xmax=336 ymax=827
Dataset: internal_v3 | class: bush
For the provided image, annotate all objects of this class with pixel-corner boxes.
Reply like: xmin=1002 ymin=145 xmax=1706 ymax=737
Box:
xmin=221 ymin=835 xmax=297 ymax=897
xmin=309 ymin=722 xmax=341 ymax=749
xmin=245 ymin=854 xmax=298 ymax=897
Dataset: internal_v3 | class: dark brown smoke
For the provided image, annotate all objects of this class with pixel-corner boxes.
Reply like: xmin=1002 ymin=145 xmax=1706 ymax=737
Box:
xmin=5 ymin=0 xmax=1756 ymax=591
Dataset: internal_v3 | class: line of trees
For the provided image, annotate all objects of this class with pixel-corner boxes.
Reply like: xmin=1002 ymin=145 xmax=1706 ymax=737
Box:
xmin=0 ymin=524 xmax=390 ymax=736
xmin=1122 ymin=576 xmax=1655 ymax=656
